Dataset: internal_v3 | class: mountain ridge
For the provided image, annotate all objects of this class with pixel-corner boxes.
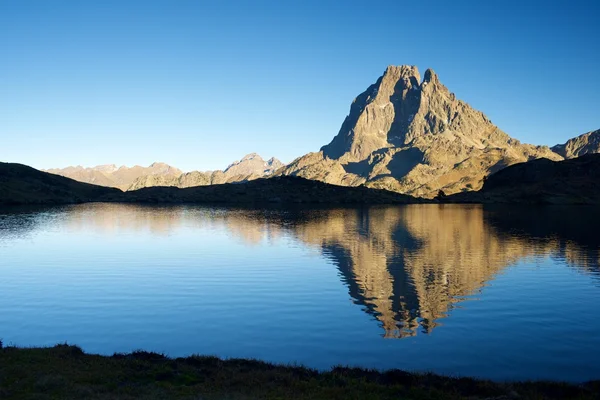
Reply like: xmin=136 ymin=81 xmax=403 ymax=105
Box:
xmin=45 ymin=153 xmax=284 ymax=191
xmin=551 ymin=129 xmax=600 ymax=159
xmin=4 ymin=155 xmax=600 ymax=205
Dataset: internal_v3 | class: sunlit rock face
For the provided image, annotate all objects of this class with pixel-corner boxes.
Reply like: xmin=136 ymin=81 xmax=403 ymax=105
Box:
xmin=552 ymin=129 xmax=600 ymax=159
xmin=281 ymin=65 xmax=561 ymax=197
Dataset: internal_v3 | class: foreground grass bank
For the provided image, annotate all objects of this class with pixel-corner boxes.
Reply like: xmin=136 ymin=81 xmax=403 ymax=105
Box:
xmin=0 ymin=345 xmax=598 ymax=400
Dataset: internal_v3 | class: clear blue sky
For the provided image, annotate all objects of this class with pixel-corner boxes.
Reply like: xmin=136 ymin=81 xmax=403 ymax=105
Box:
xmin=1 ymin=0 xmax=598 ymax=171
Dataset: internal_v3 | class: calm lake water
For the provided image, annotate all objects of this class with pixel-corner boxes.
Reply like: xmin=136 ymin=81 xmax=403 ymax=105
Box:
xmin=0 ymin=203 xmax=599 ymax=382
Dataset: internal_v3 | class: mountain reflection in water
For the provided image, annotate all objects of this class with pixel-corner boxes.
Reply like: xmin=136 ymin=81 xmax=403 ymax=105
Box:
xmin=3 ymin=203 xmax=597 ymax=339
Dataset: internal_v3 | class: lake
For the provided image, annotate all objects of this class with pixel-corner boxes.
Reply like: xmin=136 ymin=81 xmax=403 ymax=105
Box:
xmin=0 ymin=203 xmax=599 ymax=382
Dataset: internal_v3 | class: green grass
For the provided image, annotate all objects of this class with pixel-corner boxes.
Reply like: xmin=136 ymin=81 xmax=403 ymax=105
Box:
xmin=0 ymin=344 xmax=598 ymax=399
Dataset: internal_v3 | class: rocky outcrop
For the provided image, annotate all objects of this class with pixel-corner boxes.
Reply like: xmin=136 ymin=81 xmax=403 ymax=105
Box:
xmin=280 ymin=65 xmax=561 ymax=197
xmin=552 ymin=129 xmax=600 ymax=158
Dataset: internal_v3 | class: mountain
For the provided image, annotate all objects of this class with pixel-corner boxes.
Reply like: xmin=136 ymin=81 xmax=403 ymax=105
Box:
xmin=223 ymin=153 xmax=284 ymax=176
xmin=551 ymin=129 xmax=600 ymax=159
xmin=45 ymin=162 xmax=183 ymax=191
xmin=0 ymin=162 xmax=120 ymax=205
xmin=447 ymin=154 xmax=600 ymax=204
xmin=280 ymin=65 xmax=561 ymax=197
xmin=43 ymin=165 xmax=118 ymax=188
xmin=127 ymin=154 xmax=284 ymax=191
xmin=46 ymin=154 xmax=284 ymax=191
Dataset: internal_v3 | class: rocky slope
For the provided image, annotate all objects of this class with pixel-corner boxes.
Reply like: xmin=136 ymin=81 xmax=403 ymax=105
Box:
xmin=0 ymin=162 xmax=120 ymax=205
xmin=551 ymin=129 xmax=600 ymax=158
xmin=46 ymin=154 xmax=284 ymax=191
xmin=447 ymin=154 xmax=600 ymax=204
xmin=279 ymin=65 xmax=561 ymax=197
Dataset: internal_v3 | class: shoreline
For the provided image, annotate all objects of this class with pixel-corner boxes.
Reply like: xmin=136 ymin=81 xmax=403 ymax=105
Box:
xmin=1 ymin=344 xmax=598 ymax=399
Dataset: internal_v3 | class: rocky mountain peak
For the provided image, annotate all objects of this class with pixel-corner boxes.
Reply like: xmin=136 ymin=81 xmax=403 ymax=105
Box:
xmin=241 ymin=153 xmax=261 ymax=161
xmin=422 ymin=68 xmax=439 ymax=85
xmin=321 ymin=65 xmax=425 ymax=161
xmin=383 ymin=65 xmax=420 ymax=82
xmin=284 ymin=65 xmax=562 ymax=197
xmin=552 ymin=129 xmax=600 ymax=159
xmin=267 ymin=157 xmax=282 ymax=166
xmin=223 ymin=153 xmax=283 ymax=177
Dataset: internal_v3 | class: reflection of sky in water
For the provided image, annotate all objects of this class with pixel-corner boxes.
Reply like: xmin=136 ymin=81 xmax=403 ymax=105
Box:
xmin=0 ymin=204 xmax=598 ymax=382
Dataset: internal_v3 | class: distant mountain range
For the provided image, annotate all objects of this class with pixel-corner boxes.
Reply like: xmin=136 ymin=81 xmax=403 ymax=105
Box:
xmin=45 ymin=153 xmax=283 ymax=191
xmin=38 ymin=65 xmax=600 ymax=198
xmin=0 ymin=162 xmax=421 ymax=205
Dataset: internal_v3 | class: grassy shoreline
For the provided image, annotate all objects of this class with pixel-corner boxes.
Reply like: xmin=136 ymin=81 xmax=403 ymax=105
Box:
xmin=0 ymin=344 xmax=598 ymax=399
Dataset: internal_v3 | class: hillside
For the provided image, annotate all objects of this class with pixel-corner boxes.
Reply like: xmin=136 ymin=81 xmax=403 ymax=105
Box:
xmin=279 ymin=65 xmax=561 ymax=197
xmin=0 ymin=162 xmax=120 ymax=205
xmin=446 ymin=154 xmax=600 ymax=204
xmin=109 ymin=176 xmax=424 ymax=205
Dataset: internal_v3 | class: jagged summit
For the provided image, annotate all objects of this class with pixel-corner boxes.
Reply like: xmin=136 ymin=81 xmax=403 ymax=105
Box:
xmin=240 ymin=153 xmax=260 ymax=161
xmin=224 ymin=153 xmax=283 ymax=175
xmin=320 ymin=65 xmax=465 ymax=162
xmin=283 ymin=65 xmax=561 ymax=197
xmin=552 ymin=129 xmax=600 ymax=159
xmin=423 ymin=68 xmax=438 ymax=84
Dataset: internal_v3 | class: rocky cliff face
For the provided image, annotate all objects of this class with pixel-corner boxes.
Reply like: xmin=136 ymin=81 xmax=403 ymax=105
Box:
xmin=281 ymin=65 xmax=561 ymax=197
xmin=47 ymin=154 xmax=284 ymax=191
xmin=552 ymin=129 xmax=600 ymax=159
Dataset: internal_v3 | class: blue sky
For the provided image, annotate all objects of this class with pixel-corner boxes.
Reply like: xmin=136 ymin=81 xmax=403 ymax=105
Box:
xmin=1 ymin=0 xmax=598 ymax=171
